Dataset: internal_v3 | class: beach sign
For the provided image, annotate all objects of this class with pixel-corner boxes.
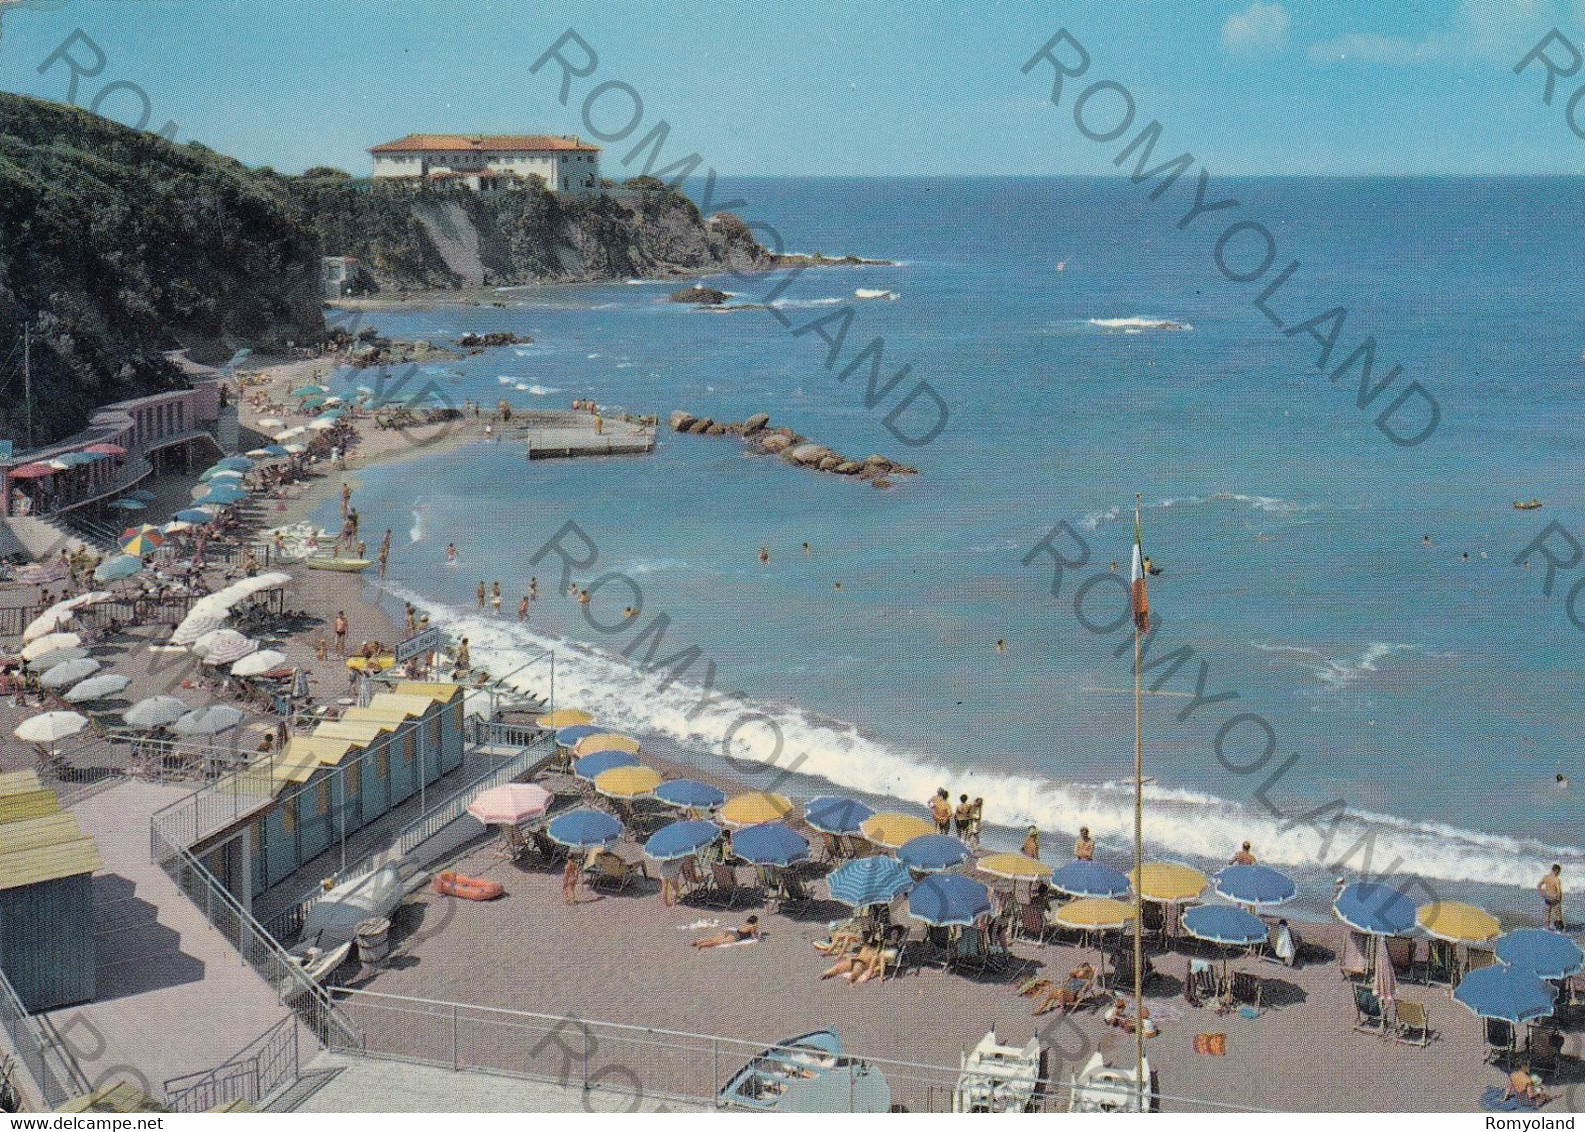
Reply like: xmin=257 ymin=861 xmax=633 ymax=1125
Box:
xmin=395 ymin=626 xmax=442 ymax=664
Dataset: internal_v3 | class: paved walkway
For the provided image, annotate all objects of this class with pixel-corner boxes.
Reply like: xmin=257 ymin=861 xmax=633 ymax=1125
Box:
xmin=55 ymin=779 xmax=308 ymax=1098
xmin=284 ymin=1052 xmax=705 ymax=1113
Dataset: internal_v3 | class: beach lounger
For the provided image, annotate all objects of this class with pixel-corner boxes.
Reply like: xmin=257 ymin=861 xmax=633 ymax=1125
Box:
xmin=707 ymin=863 xmax=749 ymax=908
xmin=1425 ymin=940 xmax=1457 ymax=986
xmin=1526 ymin=1025 xmax=1563 ymax=1075
xmin=1463 ymin=946 xmax=1497 ymax=985
xmin=1339 ymin=931 xmax=1369 ymax=981
xmin=1185 ymin=959 xmax=1218 ymax=1006
xmin=1386 ymin=936 xmax=1418 ymax=981
xmin=880 ymin=924 xmax=913 ymax=979
xmin=949 ymin=927 xmax=989 ymax=973
xmin=1352 ymin=984 xmax=1386 ymax=1035
xmin=1390 ymin=999 xmax=1430 ymax=1046
xmin=1484 ymin=1018 xmax=1516 ymax=1066
xmin=586 ymin=850 xmax=641 ymax=891
xmin=1106 ymin=946 xmax=1155 ymax=993
xmin=497 ymin=824 xmax=531 ymax=862
xmin=1228 ymin=971 xmax=1263 ymax=1015
xmin=528 ymin=827 xmax=565 ymax=864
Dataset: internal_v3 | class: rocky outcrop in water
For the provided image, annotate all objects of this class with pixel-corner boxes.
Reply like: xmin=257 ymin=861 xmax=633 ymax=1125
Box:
xmin=670 ymin=286 xmax=728 ymax=305
xmin=669 ymin=410 xmax=917 ymax=486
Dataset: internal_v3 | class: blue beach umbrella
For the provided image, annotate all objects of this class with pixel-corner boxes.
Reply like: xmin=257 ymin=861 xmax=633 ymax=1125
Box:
xmin=199 ymin=466 xmax=244 ymax=482
xmin=1182 ymin=904 xmax=1269 ymax=947
xmin=215 ymin=456 xmax=253 ymax=472
xmin=107 ymin=498 xmax=145 ymax=511
xmin=897 ymin=833 xmax=971 ymax=874
xmin=197 ymin=485 xmax=248 ymax=505
xmin=908 ymin=873 xmax=993 ymax=928
xmin=546 ymin=808 xmax=623 ymax=850
xmin=1050 ymin=860 xmax=1132 ymax=899
xmin=1213 ymin=864 xmax=1298 ymax=908
xmin=571 ymin=749 xmax=640 ymax=781
xmin=803 ymin=795 xmax=875 ymax=836
xmin=826 ymin=857 xmax=914 ymax=908
xmin=731 ymin=822 xmax=810 ymax=868
xmin=556 ymin=724 xmax=602 ymax=748
xmin=653 ymin=779 xmax=726 ymax=810
xmin=643 ymin=820 xmax=721 ymax=862
xmin=261 ymin=444 xmax=290 ymax=457
xmin=1454 ymin=964 xmax=1558 ymax=1025
xmin=126 ymin=489 xmax=157 ymax=502
xmin=1334 ymin=881 xmax=1417 ymax=936
xmin=174 ymin=508 xmax=215 ymax=524
xmin=1496 ymin=929 xmax=1585 ymax=980
xmin=93 ymin=556 xmax=143 ymax=582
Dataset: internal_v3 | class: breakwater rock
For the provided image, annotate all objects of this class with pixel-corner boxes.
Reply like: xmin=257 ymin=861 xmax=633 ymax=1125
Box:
xmin=669 ymin=410 xmax=917 ymax=487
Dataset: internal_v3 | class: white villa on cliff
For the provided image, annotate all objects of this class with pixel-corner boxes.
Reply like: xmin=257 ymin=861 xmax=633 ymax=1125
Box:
xmin=369 ymin=134 xmax=601 ymax=195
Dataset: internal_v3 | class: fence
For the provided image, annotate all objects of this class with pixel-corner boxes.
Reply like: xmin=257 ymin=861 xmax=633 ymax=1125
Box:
xmin=0 ymin=591 xmax=201 ymax=640
xmin=151 ymin=823 xmax=358 ymax=1052
xmin=262 ymin=732 xmax=555 ymax=943
xmin=148 ymin=750 xmax=281 ymax=860
xmin=0 ymin=965 xmax=88 ymax=1109
xmin=324 ymin=989 xmax=1258 ymax=1113
xmin=162 ymin=1016 xmax=299 ymax=1113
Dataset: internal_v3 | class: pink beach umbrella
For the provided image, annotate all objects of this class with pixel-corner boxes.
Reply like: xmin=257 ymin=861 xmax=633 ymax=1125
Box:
xmin=468 ymin=783 xmax=554 ymax=827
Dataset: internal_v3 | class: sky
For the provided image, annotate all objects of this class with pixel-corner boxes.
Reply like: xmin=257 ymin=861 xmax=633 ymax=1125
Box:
xmin=0 ymin=0 xmax=1582 ymax=176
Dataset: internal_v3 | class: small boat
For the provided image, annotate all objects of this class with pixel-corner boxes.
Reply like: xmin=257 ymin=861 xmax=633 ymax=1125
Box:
xmin=432 ymin=871 xmax=505 ymax=901
xmin=1068 ymin=1051 xmax=1152 ymax=1113
xmin=304 ymin=557 xmax=372 ymax=572
xmin=1514 ymin=500 xmax=1543 ymax=511
xmin=300 ymin=862 xmax=421 ymax=947
xmin=954 ymin=1029 xmax=1043 ymax=1112
xmin=854 ymin=288 xmax=898 ymax=301
xmin=720 ymin=1029 xmax=890 ymax=1112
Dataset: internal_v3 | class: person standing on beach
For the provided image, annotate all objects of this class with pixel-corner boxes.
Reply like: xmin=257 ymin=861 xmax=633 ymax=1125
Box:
xmin=1075 ymin=827 xmax=1095 ymax=861
xmin=1231 ymin=841 xmax=1257 ymax=865
xmin=517 ymin=594 xmax=529 ymax=621
xmin=446 ymin=543 xmax=457 ymax=564
xmin=1540 ymin=864 xmax=1564 ymax=929
xmin=378 ymin=530 xmax=391 ymax=580
xmin=529 ymin=577 xmax=539 ymax=601
xmin=333 ymin=610 xmax=348 ymax=657
xmin=491 ymin=584 xmax=503 ymax=616
xmin=969 ymin=798 xmax=984 ymax=848
xmin=955 ymin=794 xmax=973 ymax=839
xmin=930 ymin=789 xmax=953 ymax=834
xmin=562 ymin=856 xmax=581 ymax=905
xmin=478 ymin=582 xmax=487 ymax=609
xmin=341 ymin=482 xmax=352 ymax=521
xmin=1021 ymin=826 xmax=1041 ymax=859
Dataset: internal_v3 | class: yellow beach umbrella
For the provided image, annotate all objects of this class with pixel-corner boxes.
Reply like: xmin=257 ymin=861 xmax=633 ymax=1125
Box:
xmin=860 ymin=812 xmax=936 ymax=850
xmin=594 ymin=764 xmax=663 ymax=800
xmin=1053 ymin=896 xmax=1134 ymax=931
xmin=575 ymin=733 xmax=642 ymax=757
xmin=1417 ymin=900 xmax=1500 ymax=944
xmin=1130 ymin=861 xmax=1208 ymax=904
xmin=720 ymin=791 xmax=793 ymax=828
xmin=537 ymin=708 xmax=593 ymax=728
xmin=979 ymin=852 xmax=1054 ymax=881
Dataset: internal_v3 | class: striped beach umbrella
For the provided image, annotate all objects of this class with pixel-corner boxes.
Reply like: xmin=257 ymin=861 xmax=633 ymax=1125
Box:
xmin=826 ymin=856 xmax=914 ymax=908
xmin=118 ymin=531 xmax=163 ymax=556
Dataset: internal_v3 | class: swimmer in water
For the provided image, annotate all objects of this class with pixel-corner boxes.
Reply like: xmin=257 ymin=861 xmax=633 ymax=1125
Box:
xmin=833 ymin=581 xmax=842 ymax=591
xmin=758 ymin=546 xmax=769 ymax=565
xmin=996 ymin=639 xmax=1007 ymax=653
xmin=802 ymin=542 xmax=810 ymax=554
xmin=1422 ymin=535 xmax=1432 ymax=547
xmin=1143 ymin=556 xmax=1163 ymax=577
xmin=446 ymin=543 xmax=457 ymax=563
xmin=1558 ymin=772 xmax=1570 ymax=790
xmin=1462 ymin=552 xmax=1470 ymax=562
xmin=623 ymin=606 xmax=637 ymax=620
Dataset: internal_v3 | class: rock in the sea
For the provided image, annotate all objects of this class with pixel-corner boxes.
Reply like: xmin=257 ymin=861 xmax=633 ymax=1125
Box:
xmin=670 ymin=286 xmax=729 ymax=305
xmin=670 ymin=411 xmax=697 ymax=432
xmin=817 ymin=455 xmax=842 ymax=471
xmin=834 ymin=460 xmax=864 ymax=475
xmin=687 ymin=418 xmax=714 ymax=434
xmin=789 ymin=444 xmax=832 ymax=466
xmin=705 ymin=423 xmax=727 ymax=435
xmin=760 ymin=434 xmax=793 ymax=454
xmin=457 ymin=331 xmax=533 ymax=348
xmin=742 ymin=412 xmax=771 ymax=435
xmin=871 ymin=477 xmax=894 ymax=490
xmin=864 ymin=455 xmax=891 ymax=470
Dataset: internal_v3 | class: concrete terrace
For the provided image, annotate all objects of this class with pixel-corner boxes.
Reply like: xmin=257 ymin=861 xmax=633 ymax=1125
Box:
xmin=58 ymin=778 xmax=308 ymax=1095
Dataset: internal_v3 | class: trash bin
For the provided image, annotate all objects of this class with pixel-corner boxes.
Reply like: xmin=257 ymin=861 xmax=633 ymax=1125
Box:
xmin=356 ymin=916 xmax=390 ymax=965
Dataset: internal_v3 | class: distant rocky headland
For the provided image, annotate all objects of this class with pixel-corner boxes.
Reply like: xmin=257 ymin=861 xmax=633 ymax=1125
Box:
xmin=670 ymin=410 xmax=918 ymax=488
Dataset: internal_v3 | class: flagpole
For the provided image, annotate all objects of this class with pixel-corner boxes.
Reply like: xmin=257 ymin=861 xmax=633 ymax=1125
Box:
xmin=1133 ymin=493 xmax=1146 ymax=1111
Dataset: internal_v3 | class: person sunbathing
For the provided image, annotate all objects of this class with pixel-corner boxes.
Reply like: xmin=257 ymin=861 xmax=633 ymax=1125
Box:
xmin=1503 ymin=1066 xmax=1553 ymax=1107
xmin=822 ymin=939 xmax=884 ymax=984
xmin=1104 ymin=995 xmax=1158 ymax=1037
xmin=813 ymin=928 xmax=865 ymax=956
xmin=694 ymin=916 xmax=761 ymax=949
xmin=1032 ymin=962 xmax=1097 ymax=1016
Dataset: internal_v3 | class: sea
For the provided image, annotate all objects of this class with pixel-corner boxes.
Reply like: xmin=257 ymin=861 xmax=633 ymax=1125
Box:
xmin=311 ymin=176 xmax=1585 ymax=922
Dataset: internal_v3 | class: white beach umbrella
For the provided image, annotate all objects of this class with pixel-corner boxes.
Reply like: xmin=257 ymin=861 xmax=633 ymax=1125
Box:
xmin=234 ymin=571 xmax=291 ymax=595
xmin=123 ymin=695 xmax=190 ymax=729
xmin=40 ymin=657 xmax=101 ymax=689
xmin=14 ymin=711 xmax=88 ymax=744
xmin=174 ymin=704 xmax=245 ymax=736
xmin=22 ymin=609 xmax=75 ymax=643
xmin=24 ymin=646 xmax=88 ymax=671
xmin=307 ymin=418 xmax=336 ymax=431
xmin=162 ymin=520 xmax=193 ymax=534
xmin=282 ymin=443 xmax=307 ymax=455
xmin=231 ymin=649 xmax=287 ymax=677
xmin=59 ymin=591 xmax=112 ymax=612
xmin=63 ymin=673 xmax=132 ymax=703
xmin=22 ymin=632 xmax=82 ymax=661
xmin=171 ymin=604 xmax=228 ymax=646
xmin=257 ymin=417 xmax=284 ymax=429
xmin=199 ymin=631 xmax=258 ymax=666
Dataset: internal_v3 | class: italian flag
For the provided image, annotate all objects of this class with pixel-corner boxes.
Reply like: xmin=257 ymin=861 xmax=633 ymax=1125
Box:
xmin=1131 ymin=511 xmax=1150 ymax=632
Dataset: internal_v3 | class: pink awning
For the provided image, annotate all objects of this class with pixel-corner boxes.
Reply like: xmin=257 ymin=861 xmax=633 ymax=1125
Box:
xmin=8 ymin=464 xmax=55 ymax=479
xmin=86 ymin=443 xmax=127 ymax=457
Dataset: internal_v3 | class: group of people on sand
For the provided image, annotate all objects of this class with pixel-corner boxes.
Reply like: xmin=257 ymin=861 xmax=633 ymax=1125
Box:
xmin=929 ymin=788 xmax=984 ymax=848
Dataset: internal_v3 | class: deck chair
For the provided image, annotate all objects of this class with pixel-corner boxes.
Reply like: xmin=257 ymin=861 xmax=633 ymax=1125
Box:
xmin=678 ymin=857 xmax=703 ymax=899
xmin=1527 ymin=1025 xmax=1563 ymax=1075
xmin=528 ymin=827 xmax=565 ymax=864
xmin=1352 ymin=983 xmax=1386 ymax=1035
xmin=708 ymin=863 xmax=748 ymax=907
xmin=1185 ymin=958 xmax=1219 ymax=1006
xmin=1484 ymin=1018 xmax=1516 ymax=1066
xmin=497 ymin=824 xmax=531 ymax=862
xmin=1106 ymin=945 xmax=1155 ymax=992
xmin=1464 ymin=947 xmax=1498 ymax=982
xmin=585 ymin=850 xmax=640 ymax=891
xmin=1386 ymin=936 xmax=1418 ymax=981
xmin=766 ymin=871 xmax=810 ymax=912
xmin=879 ymin=923 xmax=913 ymax=979
xmin=949 ymin=926 xmax=989 ymax=972
xmin=1425 ymin=940 xmax=1457 ymax=986
xmin=1229 ymin=970 xmax=1263 ymax=1015
xmin=1391 ymin=999 xmax=1430 ymax=1046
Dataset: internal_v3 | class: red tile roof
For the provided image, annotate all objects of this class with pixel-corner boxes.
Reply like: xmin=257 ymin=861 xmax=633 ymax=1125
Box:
xmin=370 ymin=134 xmax=599 ymax=154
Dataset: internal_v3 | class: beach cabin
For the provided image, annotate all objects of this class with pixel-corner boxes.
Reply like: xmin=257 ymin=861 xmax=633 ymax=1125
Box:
xmin=0 ymin=772 xmax=102 ymax=1011
xmin=393 ymin=682 xmax=466 ymax=773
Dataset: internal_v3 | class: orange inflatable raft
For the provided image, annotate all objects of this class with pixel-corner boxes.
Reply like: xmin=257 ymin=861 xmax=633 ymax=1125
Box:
xmin=432 ymin=871 xmax=504 ymax=901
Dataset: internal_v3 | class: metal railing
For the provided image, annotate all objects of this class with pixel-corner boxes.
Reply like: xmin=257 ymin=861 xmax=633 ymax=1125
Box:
xmin=162 ymin=1015 xmax=299 ymax=1113
xmin=0 ymin=966 xmax=89 ymax=1109
xmin=151 ymin=824 xmax=358 ymax=1051
xmin=149 ymin=751 xmax=281 ymax=860
xmin=325 ymin=989 xmax=1261 ymax=1113
xmin=263 ymin=733 xmax=555 ymax=943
